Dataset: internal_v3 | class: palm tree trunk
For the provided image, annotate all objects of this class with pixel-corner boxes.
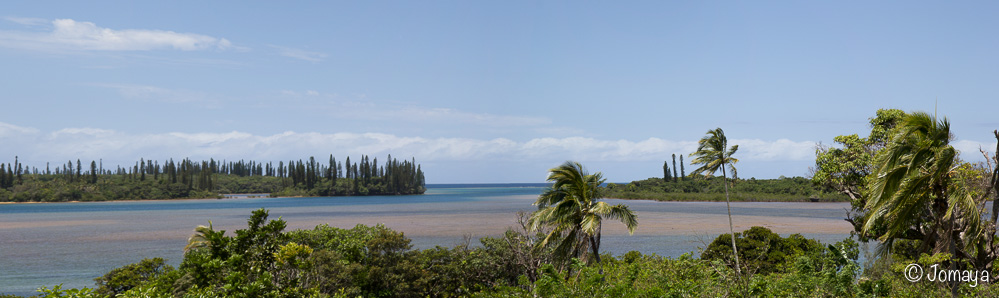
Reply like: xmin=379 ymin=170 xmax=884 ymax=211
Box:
xmin=950 ymin=214 xmax=958 ymax=298
xmin=991 ymin=131 xmax=999 ymax=224
xmin=722 ymin=164 xmax=741 ymax=275
xmin=592 ymin=234 xmax=602 ymax=273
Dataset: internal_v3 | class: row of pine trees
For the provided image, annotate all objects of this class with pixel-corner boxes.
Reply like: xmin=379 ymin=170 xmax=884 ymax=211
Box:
xmin=0 ymin=154 xmax=426 ymax=199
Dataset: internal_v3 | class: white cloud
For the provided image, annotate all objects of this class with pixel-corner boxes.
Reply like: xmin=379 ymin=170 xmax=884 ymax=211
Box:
xmin=27 ymin=124 xmax=982 ymax=181
xmin=0 ymin=125 xmax=826 ymax=169
xmin=0 ymin=18 xmax=234 ymax=52
xmin=270 ymin=45 xmax=327 ymax=62
xmin=5 ymin=123 xmax=994 ymax=182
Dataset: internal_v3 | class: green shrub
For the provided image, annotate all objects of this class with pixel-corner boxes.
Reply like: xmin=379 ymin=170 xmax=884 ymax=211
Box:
xmin=701 ymin=226 xmax=826 ymax=275
xmin=94 ymin=257 xmax=175 ymax=296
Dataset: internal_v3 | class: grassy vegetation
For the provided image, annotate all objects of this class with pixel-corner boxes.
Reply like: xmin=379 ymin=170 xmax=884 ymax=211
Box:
xmin=604 ymin=176 xmax=850 ymax=202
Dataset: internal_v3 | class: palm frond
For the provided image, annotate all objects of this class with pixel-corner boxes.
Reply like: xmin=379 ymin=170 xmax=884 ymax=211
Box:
xmin=605 ymin=204 xmax=639 ymax=234
xmin=580 ymin=213 xmax=601 ymax=236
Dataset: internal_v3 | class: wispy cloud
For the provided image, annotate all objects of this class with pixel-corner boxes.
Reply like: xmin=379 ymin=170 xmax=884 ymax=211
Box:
xmin=276 ymin=90 xmax=552 ymax=128
xmin=87 ymin=83 xmax=222 ymax=106
xmin=392 ymin=106 xmax=551 ymax=127
xmin=0 ymin=18 xmax=235 ymax=52
xmin=270 ymin=45 xmax=327 ymax=62
xmin=953 ymin=140 xmax=999 ymax=160
xmin=733 ymin=139 xmax=817 ymax=161
xmin=0 ymin=122 xmax=39 ymax=138
xmin=3 ymin=16 xmax=47 ymax=26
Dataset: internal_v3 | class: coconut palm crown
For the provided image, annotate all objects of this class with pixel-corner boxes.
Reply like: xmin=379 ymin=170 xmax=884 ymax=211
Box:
xmin=862 ymin=112 xmax=980 ymax=256
xmin=529 ymin=161 xmax=637 ymax=267
xmin=689 ymin=128 xmax=740 ymax=180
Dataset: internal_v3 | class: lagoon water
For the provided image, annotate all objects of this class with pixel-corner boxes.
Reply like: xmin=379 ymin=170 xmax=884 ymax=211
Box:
xmin=0 ymin=184 xmax=853 ymax=295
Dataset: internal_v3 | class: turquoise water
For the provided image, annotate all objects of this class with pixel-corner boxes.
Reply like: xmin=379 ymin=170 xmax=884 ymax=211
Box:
xmin=0 ymin=185 xmax=851 ymax=295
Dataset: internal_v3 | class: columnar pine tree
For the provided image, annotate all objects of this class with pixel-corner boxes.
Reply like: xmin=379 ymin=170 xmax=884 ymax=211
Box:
xmin=672 ymin=154 xmax=678 ymax=182
xmin=90 ymin=161 xmax=98 ymax=184
xmin=14 ymin=156 xmax=21 ymax=184
xmin=663 ymin=161 xmax=671 ymax=181
xmin=680 ymin=155 xmax=686 ymax=181
xmin=327 ymin=155 xmax=334 ymax=181
xmin=345 ymin=157 xmax=352 ymax=180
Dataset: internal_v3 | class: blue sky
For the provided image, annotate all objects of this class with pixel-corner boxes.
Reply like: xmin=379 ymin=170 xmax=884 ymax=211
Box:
xmin=1 ymin=1 xmax=997 ymax=183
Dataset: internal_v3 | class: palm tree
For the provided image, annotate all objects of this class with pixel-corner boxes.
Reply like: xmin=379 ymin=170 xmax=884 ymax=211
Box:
xmin=529 ymin=161 xmax=637 ymax=272
xmin=689 ymin=128 xmax=741 ymax=274
xmin=184 ymin=221 xmax=215 ymax=254
xmin=862 ymin=112 xmax=977 ymax=256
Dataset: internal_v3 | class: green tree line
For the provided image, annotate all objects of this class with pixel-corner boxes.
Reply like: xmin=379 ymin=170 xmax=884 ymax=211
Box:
xmin=604 ymin=175 xmax=849 ymax=202
xmin=0 ymin=154 xmax=426 ymax=202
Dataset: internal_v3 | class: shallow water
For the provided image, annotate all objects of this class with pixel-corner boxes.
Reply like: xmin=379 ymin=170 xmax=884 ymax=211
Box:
xmin=0 ymin=185 xmax=852 ymax=295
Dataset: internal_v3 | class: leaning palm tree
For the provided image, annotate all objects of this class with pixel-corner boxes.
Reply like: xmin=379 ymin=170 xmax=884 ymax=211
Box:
xmin=863 ymin=112 xmax=979 ymax=257
xmin=689 ymin=128 xmax=741 ymax=274
xmin=529 ymin=161 xmax=637 ymax=272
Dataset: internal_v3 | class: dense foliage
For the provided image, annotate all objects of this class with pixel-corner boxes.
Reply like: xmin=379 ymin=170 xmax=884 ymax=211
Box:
xmin=10 ymin=210 xmax=999 ymax=298
xmin=604 ymin=175 xmax=849 ymax=202
xmin=812 ymin=109 xmax=999 ymax=295
xmin=0 ymin=154 xmax=426 ymax=202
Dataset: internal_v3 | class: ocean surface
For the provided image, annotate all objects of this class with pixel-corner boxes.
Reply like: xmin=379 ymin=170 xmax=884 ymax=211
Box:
xmin=0 ymin=184 xmax=853 ymax=295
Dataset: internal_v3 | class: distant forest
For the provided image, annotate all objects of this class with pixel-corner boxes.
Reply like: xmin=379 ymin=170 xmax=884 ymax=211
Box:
xmin=604 ymin=176 xmax=848 ymax=202
xmin=602 ymin=154 xmax=847 ymax=202
xmin=0 ymin=155 xmax=426 ymax=202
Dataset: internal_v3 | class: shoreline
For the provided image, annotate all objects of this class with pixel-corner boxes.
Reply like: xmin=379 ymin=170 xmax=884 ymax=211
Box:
xmin=0 ymin=194 xmax=849 ymax=205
